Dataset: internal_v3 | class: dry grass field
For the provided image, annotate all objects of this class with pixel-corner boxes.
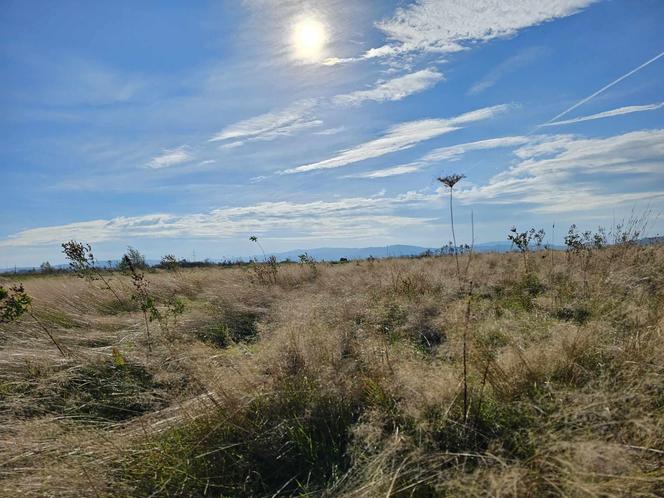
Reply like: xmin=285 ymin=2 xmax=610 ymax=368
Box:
xmin=1 ymin=242 xmax=663 ymax=496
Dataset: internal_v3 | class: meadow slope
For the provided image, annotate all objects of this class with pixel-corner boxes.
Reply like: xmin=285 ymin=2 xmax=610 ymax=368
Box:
xmin=1 ymin=244 xmax=662 ymax=496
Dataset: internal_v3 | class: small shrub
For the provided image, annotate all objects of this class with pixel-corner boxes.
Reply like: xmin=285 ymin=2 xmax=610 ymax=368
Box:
xmin=250 ymin=255 xmax=279 ymax=285
xmin=159 ymin=254 xmax=179 ymax=271
xmin=62 ymin=240 xmax=126 ymax=307
xmin=0 ymin=284 xmax=31 ymax=323
xmin=40 ymin=261 xmax=55 ymax=274
xmin=117 ymin=246 xmax=148 ymax=272
xmin=1 ymin=284 xmax=66 ymax=356
xmin=508 ymin=226 xmax=545 ymax=273
xmin=298 ymin=252 xmax=319 ymax=280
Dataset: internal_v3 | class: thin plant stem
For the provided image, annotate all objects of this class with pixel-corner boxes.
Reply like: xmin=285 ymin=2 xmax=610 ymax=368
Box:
xmin=251 ymin=238 xmax=267 ymax=262
xmin=474 ymin=359 xmax=490 ymax=428
xmin=142 ymin=310 xmax=152 ymax=353
xmin=449 ymin=188 xmax=461 ymax=287
xmin=462 ymin=285 xmax=473 ymax=425
xmin=94 ymin=269 xmax=126 ymax=308
xmin=29 ymin=310 xmax=67 ymax=357
xmin=463 ymin=210 xmax=475 ymax=286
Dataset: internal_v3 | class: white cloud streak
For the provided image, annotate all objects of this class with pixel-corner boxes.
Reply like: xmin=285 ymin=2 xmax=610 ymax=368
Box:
xmin=423 ymin=136 xmax=531 ymax=162
xmin=209 ymin=99 xmax=320 ymax=143
xmin=347 ymin=135 xmax=528 ymax=179
xmin=539 ymin=102 xmax=664 ymax=127
xmin=368 ymin=0 xmax=596 ymax=58
xmin=342 ymin=163 xmax=425 ymax=179
xmin=468 ymin=46 xmax=546 ymax=95
xmin=147 ymin=146 xmax=192 ymax=169
xmin=457 ymin=129 xmax=664 ymax=213
xmin=0 ymin=193 xmax=438 ymax=248
xmin=283 ymin=104 xmax=510 ymax=174
xmin=207 ymin=67 xmax=445 ymax=148
xmin=544 ymin=50 xmax=664 ymax=124
xmin=333 ymin=68 xmax=444 ymax=105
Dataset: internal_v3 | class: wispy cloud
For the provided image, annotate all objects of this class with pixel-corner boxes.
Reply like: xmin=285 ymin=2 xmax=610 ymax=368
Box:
xmin=211 ymin=68 xmax=444 ymax=148
xmin=423 ymin=136 xmax=531 ymax=162
xmin=147 ymin=146 xmax=192 ymax=169
xmin=539 ymin=102 xmax=664 ymax=127
xmin=468 ymin=46 xmax=546 ymax=95
xmin=347 ymin=135 xmax=529 ymax=179
xmin=457 ymin=129 xmax=664 ymax=213
xmin=333 ymin=68 xmax=444 ymax=105
xmin=342 ymin=163 xmax=425 ymax=179
xmin=0 ymin=192 xmax=438 ymax=248
xmin=220 ymin=141 xmax=244 ymax=150
xmin=367 ymin=0 xmax=596 ymax=59
xmin=313 ymin=127 xmax=346 ymax=136
xmin=544 ymin=50 xmax=664 ymax=124
xmin=283 ymin=104 xmax=510 ymax=174
xmin=209 ymin=99 xmax=320 ymax=143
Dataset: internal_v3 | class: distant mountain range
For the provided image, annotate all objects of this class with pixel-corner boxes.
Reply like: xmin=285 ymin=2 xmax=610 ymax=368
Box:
xmin=4 ymin=237 xmax=661 ymax=274
xmin=0 ymin=241 xmax=517 ymax=274
xmin=260 ymin=242 xmax=518 ymax=262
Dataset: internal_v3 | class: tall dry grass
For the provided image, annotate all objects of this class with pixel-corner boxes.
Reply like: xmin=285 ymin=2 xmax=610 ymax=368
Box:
xmin=0 ymin=243 xmax=662 ymax=496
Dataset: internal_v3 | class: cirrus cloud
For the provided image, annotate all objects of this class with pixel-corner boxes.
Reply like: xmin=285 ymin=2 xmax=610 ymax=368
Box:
xmin=283 ymin=104 xmax=510 ymax=174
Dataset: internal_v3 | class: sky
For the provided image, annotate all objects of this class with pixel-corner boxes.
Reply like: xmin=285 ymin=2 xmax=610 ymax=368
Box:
xmin=1 ymin=0 xmax=663 ymax=267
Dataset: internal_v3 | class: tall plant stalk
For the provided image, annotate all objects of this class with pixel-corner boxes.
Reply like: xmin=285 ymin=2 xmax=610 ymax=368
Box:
xmin=438 ymin=173 xmax=470 ymax=422
xmin=249 ymin=236 xmax=267 ymax=262
xmin=440 ymin=177 xmax=463 ymax=286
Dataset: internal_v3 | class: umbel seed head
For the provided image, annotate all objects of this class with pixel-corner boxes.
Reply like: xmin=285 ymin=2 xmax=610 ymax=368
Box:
xmin=437 ymin=173 xmax=466 ymax=189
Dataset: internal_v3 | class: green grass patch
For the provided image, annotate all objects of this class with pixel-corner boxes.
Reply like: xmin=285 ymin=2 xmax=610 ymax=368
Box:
xmin=36 ymin=309 xmax=83 ymax=329
xmin=197 ymin=307 xmax=261 ymax=348
xmin=11 ymin=359 xmax=168 ymax=422
xmin=123 ymin=377 xmax=362 ymax=496
xmin=494 ymin=273 xmax=545 ymax=314
xmin=425 ymin=395 xmax=536 ymax=460
xmin=554 ymin=304 xmax=591 ymax=325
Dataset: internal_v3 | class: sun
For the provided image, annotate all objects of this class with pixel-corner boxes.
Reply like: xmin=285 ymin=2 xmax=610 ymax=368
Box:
xmin=291 ymin=18 xmax=327 ymax=61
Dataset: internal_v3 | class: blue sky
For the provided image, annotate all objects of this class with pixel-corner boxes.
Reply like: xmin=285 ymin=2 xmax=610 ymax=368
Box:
xmin=1 ymin=0 xmax=663 ymax=266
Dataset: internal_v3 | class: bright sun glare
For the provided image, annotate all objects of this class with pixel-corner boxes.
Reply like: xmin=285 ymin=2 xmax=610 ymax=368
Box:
xmin=292 ymin=18 xmax=327 ymax=61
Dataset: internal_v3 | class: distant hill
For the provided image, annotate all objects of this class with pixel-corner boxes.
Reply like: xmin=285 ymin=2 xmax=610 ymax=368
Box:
xmin=261 ymin=242 xmax=519 ymax=262
xmin=11 ymin=237 xmax=664 ymax=274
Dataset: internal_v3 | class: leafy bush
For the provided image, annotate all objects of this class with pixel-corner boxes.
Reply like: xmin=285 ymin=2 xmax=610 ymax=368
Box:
xmin=118 ymin=246 xmax=148 ymax=272
xmin=0 ymin=284 xmax=31 ymax=323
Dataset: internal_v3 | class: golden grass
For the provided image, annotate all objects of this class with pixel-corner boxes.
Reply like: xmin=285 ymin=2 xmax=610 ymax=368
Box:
xmin=0 ymin=245 xmax=662 ymax=496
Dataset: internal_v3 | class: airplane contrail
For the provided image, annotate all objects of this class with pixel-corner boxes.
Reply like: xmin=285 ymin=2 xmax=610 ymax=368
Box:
xmin=544 ymin=50 xmax=664 ymax=125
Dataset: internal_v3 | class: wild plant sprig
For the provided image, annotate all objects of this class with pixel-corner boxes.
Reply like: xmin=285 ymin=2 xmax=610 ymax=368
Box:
xmin=508 ymin=227 xmax=545 ymax=273
xmin=1 ymin=284 xmax=66 ymax=356
xmin=121 ymin=254 xmax=153 ymax=352
xmin=62 ymin=240 xmax=126 ymax=307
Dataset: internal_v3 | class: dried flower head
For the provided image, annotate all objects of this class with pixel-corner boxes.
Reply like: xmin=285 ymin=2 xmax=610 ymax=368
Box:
xmin=437 ymin=173 xmax=465 ymax=189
